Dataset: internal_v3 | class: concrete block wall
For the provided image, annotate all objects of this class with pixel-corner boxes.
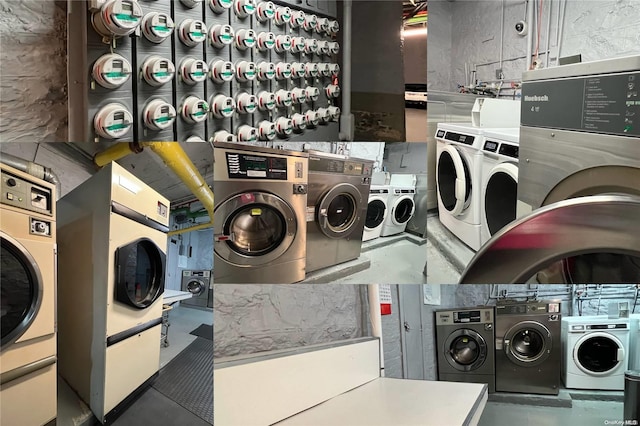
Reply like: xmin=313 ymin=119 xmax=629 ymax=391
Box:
xmin=379 ymin=285 xmax=403 ymax=379
xmin=382 ymin=142 xmax=427 ymax=174
xmin=426 ymin=0 xmax=453 ymax=91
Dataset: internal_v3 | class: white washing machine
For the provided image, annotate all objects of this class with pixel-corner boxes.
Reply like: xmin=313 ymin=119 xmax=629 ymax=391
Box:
xmin=380 ymin=174 xmax=416 ymax=237
xmin=181 ymin=270 xmax=211 ymax=308
xmin=630 ymin=314 xmax=640 ymax=370
xmin=0 ymin=163 xmax=57 ymax=426
xmin=480 ymin=128 xmax=520 ymax=246
xmin=562 ymin=316 xmax=630 ymax=390
xmin=57 ymin=162 xmax=169 ymax=424
xmin=435 ymin=123 xmax=486 ymax=250
xmin=363 ymin=185 xmax=390 ymax=242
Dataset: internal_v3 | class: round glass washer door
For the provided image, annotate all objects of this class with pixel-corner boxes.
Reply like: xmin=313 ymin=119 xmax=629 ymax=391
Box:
xmin=391 ymin=196 xmax=415 ymax=225
xmin=365 ymin=199 xmax=386 ymax=230
xmin=214 ymin=192 xmax=297 ymax=266
xmin=443 ymin=328 xmax=488 ymax=372
xmin=437 ymin=145 xmax=472 ymax=216
xmin=504 ymin=320 xmax=552 ymax=367
xmin=115 ymin=237 xmax=166 ymax=309
xmin=317 ymin=183 xmax=362 ymax=239
xmin=574 ymin=332 xmax=625 ymax=376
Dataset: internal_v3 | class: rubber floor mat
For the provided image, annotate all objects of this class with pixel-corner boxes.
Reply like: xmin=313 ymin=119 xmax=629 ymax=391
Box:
xmin=153 ymin=337 xmax=213 ymax=424
xmin=189 ymin=324 xmax=213 ymax=341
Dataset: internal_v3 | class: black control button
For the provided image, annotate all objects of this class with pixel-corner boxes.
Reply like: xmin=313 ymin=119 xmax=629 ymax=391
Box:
xmin=7 ymin=178 xmax=16 ymax=187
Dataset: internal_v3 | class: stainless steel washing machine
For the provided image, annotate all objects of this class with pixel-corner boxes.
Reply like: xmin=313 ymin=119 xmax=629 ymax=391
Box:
xmin=435 ymin=307 xmax=496 ymax=393
xmin=214 ymin=142 xmax=308 ymax=284
xmin=460 ymin=55 xmax=640 ymax=283
xmin=495 ymin=300 xmax=562 ymax=395
xmin=181 ymin=270 xmax=211 ymax=308
xmin=305 ymin=151 xmax=373 ymax=273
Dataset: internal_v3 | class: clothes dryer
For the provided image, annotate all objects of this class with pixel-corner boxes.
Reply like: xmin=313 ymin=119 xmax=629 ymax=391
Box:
xmin=57 ymin=162 xmax=168 ymax=424
xmin=480 ymin=128 xmax=520 ymax=246
xmin=214 ymin=142 xmax=308 ymax=283
xmin=495 ymin=300 xmax=562 ymax=395
xmin=181 ymin=270 xmax=211 ymax=308
xmin=306 ymin=151 xmax=373 ymax=272
xmin=380 ymin=174 xmax=416 ymax=237
xmin=562 ymin=316 xmax=631 ymax=390
xmin=0 ymin=163 xmax=57 ymax=426
xmin=435 ymin=307 xmax=496 ymax=393
xmin=363 ymin=185 xmax=390 ymax=242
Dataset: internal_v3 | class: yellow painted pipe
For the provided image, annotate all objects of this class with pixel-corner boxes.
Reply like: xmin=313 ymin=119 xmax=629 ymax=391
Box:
xmin=167 ymin=221 xmax=213 ymax=236
xmin=94 ymin=142 xmax=141 ymax=167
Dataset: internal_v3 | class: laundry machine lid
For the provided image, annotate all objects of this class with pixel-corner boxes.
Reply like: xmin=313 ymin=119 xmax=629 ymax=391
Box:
xmin=573 ymin=332 xmax=625 ymax=376
xmin=365 ymin=198 xmax=387 ymax=230
xmin=437 ymin=145 xmax=471 ymax=216
xmin=460 ymin=194 xmax=640 ymax=283
xmin=443 ymin=328 xmax=488 ymax=372
xmin=391 ymin=196 xmax=415 ymax=225
xmin=317 ymin=183 xmax=362 ymax=239
xmin=503 ymin=320 xmax=553 ymax=367
xmin=214 ymin=191 xmax=298 ymax=266
xmin=0 ymin=233 xmax=43 ymax=349
xmin=115 ymin=237 xmax=166 ymax=309
xmin=484 ymin=162 xmax=518 ymax=237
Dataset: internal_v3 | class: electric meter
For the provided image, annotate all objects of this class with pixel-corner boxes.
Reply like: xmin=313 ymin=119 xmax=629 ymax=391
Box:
xmin=290 ymin=62 xmax=306 ymax=79
xmin=325 ymin=84 xmax=340 ymax=98
xmin=304 ymin=109 xmax=319 ymax=126
xmin=257 ymin=61 xmax=276 ymax=80
xmin=291 ymin=36 xmax=306 ymax=53
xmin=329 ymin=42 xmax=340 ymax=55
xmin=275 ymin=89 xmax=293 ymax=107
xmin=94 ymin=103 xmax=133 ymax=139
xmin=234 ymin=0 xmax=256 ymax=17
xmin=305 ymin=86 xmax=320 ymax=102
xmin=180 ymin=96 xmax=209 ymax=123
xmin=258 ymin=120 xmax=277 ymax=140
xmin=212 ymin=130 xmax=237 ymax=142
xmin=141 ymin=56 xmax=175 ymax=87
xmin=180 ymin=58 xmax=209 ymax=85
xmin=209 ymin=24 xmax=234 ymax=48
xmin=256 ymin=1 xmax=275 ymax=22
xmin=291 ymin=87 xmax=307 ymax=104
xmin=291 ymin=10 xmax=305 ymax=28
xmin=304 ymin=62 xmax=319 ymax=78
xmin=210 ymin=59 xmax=235 ymax=83
xmin=327 ymin=19 xmax=339 ymax=35
xmin=91 ymin=0 xmax=143 ymax=37
xmin=327 ymin=105 xmax=341 ymax=121
xmin=274 ymin=62 xmax=292 ymax=80
xmin=141 ymin=12 xmax=174 ymax=43
xmin=274 ymin=6 xmax=292 ymax=26
xmin=275 ymin=117 xmax=293 ymax=136
xmin=291 ymin=113 xmax=307 ymax=130
xmin=329 ymin=63 xmax=340 ymax=76
xmin=235 ymin=92 xmax=258 ymax=114
xmin=235 ymin=61 xmax=257 ymax=81
xmin=318 ymin=62 xmax=331 ymax=77
xmin=303 ymin=38 xmax=319 ymax=55
xmin=316 ymin=17 xmax=329 ymax=33
xmin=257 ymin=91 xmax=276 ymax=110
xmin=235 ymin=28 xmax=257 ymax=50
xmin=181 ymin=0 xmax=203 ymax=8
xmin=210 ymin=0 xmax=233 ymax=14
xmin=257 ymin=31 xmax=276 ymax=51
xmin=142 ymin=99 xmax=176 ymax=130
xmin=178 ymin=19 xmax=208 ymax=46
xmin=185 ymin=135 xmax=206 ymax=142
xmin=92 ymin=53 xmax=132 ymax=89
xmin=210 ymin=94 xmax=236 ymax=118
xmin=317 ymin=40 xmax=330 ymax=56
xmin=316 ymin=107 xmax=331 ymax=122
xmin=302 ymin=14 xmax=317 ymax=32
xmin=274 ymin=34 xmax=292 ymax=53
xmin=237 ymin=125 xmax=259 ymax=142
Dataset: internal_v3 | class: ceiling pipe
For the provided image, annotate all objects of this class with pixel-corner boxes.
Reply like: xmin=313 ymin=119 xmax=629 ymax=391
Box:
xmin=0 ymin=152 xmax=61 ymax=199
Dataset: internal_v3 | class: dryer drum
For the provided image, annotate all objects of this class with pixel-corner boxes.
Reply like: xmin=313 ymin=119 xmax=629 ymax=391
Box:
xmin=394 ymin=199 xmax=414 ymax=224
xmin=115 ymin=237 xmax=166 ymax=309
xmin=576 ymin=336 xmax=621 ymax=373
xmin=223 ymin=203 xmax=286 ymax=256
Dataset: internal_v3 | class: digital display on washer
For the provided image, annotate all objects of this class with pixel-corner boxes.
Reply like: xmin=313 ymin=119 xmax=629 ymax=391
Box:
xmin=309 ymin=158 xmax=345 ymax=173
xmin=587 ymin=323 xmax=628 ymax=330
xmin=445 ymin=132 xmax=475 ymax=145
xmin=453 ymin=310 xmax=481 ymax=323
xmin=483 ymin=140 xmax=499 ymax=152
xmin=226 ymin=153 xmax=288 ymax=180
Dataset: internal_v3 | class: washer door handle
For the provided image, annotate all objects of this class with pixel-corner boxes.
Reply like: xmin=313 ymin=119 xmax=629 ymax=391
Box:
xmin=404 ymin=321 xmax=411 ymax=332
xmin=215 ymin=233 xmax=235 ymax=242
xmin=617 ymin=348 xmax=624 ymax=361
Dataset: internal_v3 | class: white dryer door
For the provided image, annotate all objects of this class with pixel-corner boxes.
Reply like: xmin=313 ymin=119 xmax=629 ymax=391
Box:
xmin=573 ymin=332 xmax=625 ymax=376
xmin=391 ymin=195 xmax=416 ymax=226
xmin=484 ymin=162 xmax=518 ymax=237
xmin=437 ymin=145 xmax=471 ymax=216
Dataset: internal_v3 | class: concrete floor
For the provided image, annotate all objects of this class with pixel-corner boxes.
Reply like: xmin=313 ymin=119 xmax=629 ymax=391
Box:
xmin=479 ymin=400 xmax=624 ymax=426
xmin=406 ymin=107 xmax=427 ymax=142
xmin=58 ymin=305 xmax=213 ymax=426
xmin=426 ymin=212 xmax=476 ymax=284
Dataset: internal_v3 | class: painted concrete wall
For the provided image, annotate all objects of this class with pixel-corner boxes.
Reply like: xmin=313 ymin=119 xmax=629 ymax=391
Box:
xmin=404 ymin=33 xmax=427 ymax=85
xmin=426 ymin=0 xmax=453 ymax=91
xmin=213 ymin=284 xmax=366 ymax=358
xmin=0 ymin=1 xmax=67 ymax=142
xmin=382 ymin=142 xmax=428 ymax=174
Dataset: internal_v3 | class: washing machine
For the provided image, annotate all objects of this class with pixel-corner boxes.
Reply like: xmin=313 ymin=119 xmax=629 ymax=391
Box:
xmin=495 ymin=300 xmax=562 ymax=395
xmin=460 ymin=55 xmax=640 ymax=283
xmin=214 ymin=142 xmax=309 ymax=283
xmin=306 ymin=151 xmax=373 ymax=273
xmin=435 ymin=307 xmax=496 ymax=393
xmin=362 ymin=185 xmax=390 ymax=242
xmin=57 ymin=162 xmax=168 ymax=424
xmin=380 ymin=174 xmax=416 ymax=237
xmin=562 ymin=316 xmax=630 ymax=390
xmin=181 ymin=270 xmax=211 ymax=309
xmin=0 ymin=163 xmax=57 ymax=426
xmin=631 ymin=314 xmax=640 ymax=370
xmin=480 ymin=128 xmax=520 ymax=246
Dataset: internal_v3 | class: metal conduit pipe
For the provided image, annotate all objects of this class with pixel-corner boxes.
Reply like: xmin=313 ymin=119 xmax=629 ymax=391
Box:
xmin=525 ymin=0 xmax=534 ymax=70
xmin=339 ymin=0 xmax=353 ymax=141
xmin=0 ymin=152 xmax=61 ymax=199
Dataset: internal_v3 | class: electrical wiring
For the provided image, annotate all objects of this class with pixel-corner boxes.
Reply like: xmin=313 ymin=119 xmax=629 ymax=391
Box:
xmin=531 ymin=0 xmax=544 ymax=69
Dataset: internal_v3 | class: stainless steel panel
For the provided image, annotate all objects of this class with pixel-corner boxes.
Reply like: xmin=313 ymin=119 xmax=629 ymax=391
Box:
xmin=522 ymin=55 xmax=640 ymax=82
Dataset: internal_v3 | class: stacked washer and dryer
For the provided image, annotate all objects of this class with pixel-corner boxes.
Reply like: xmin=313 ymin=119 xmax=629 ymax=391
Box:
xmin=0 ymin=163 xmax=57 ymax=425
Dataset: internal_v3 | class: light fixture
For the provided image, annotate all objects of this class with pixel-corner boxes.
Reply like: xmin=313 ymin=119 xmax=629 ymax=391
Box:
xmin=402 ymin=27 xmax=427 ymax=37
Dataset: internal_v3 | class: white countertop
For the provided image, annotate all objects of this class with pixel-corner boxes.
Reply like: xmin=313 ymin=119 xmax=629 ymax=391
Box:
xmin=276 ymin=378 xmax=488 ymax=426
xmin=163 ymin=289 xmax=192 ymax=304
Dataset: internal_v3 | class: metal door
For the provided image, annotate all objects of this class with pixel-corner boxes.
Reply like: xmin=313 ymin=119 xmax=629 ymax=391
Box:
xmin=503 ymin=320 xmax=553 ymax=367
xmin=443 ymin=329 xmax=488 ymax=372
xmin=316 ymin=183 xmax=362 ymax=239
xmin=214 ymin=191 xmax=297 ymax=265
xmin=574 ymin=332 xmax=625 ymax=376
xmin=399 ymin=285 xmax=426 ymax=379
xmin=115 ymin=237 xmax=166 ymax=309
xmin=437 ymin=145 xmax=471 ymax=216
